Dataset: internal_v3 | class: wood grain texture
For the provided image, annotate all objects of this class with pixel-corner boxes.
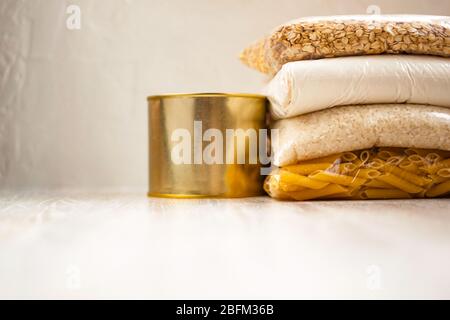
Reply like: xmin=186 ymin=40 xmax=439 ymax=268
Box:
xmin=0 ymin=192 xmax=449 ymax=299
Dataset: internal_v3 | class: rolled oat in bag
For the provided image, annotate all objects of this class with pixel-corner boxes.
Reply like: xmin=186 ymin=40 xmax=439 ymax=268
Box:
xmin=240 ymin=15 xmax=450 ymax=75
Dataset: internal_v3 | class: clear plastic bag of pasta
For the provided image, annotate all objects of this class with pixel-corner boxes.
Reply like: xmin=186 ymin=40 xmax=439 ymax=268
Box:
xmin=264 ymin=148 xmax=450 ymax=201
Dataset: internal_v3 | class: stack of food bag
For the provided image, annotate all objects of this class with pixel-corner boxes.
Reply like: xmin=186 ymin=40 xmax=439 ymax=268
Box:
xmin=240 ymin=15 xmax=450 ymax=200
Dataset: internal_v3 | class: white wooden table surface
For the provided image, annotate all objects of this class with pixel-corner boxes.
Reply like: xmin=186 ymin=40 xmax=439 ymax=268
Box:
xmin=0 ymin=193 xmax=449 ymax=299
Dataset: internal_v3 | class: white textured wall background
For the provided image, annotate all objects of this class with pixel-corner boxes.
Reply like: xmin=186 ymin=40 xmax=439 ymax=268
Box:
xmin=1 ymin=0 xmax=449 ymax=191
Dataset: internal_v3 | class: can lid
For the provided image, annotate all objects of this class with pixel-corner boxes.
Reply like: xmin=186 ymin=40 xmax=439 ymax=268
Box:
xmin=147 ymin=92 xmax=266 ymax=101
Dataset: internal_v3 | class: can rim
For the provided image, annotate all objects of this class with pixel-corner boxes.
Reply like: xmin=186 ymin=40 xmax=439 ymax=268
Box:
xmin=147 ymin=92 xmax=266 ymax=100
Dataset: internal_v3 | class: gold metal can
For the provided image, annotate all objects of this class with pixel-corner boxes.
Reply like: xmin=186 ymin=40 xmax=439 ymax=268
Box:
xmin=148 ymin=93 xmax=268 ymax=198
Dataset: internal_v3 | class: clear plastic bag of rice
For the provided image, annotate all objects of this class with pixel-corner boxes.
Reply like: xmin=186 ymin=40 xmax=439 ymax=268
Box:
xmin=271 ymin=104 xmax=450 ymax=166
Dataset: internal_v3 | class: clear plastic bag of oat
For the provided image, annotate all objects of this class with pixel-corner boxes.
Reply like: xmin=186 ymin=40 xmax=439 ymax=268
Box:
xmin=241 ymin=15 xmax=450 ymax=75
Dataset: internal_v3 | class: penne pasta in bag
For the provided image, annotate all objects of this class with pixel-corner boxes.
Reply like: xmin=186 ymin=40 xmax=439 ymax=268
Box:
xmin=264 ymin=148 xmax=450 ymax=201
